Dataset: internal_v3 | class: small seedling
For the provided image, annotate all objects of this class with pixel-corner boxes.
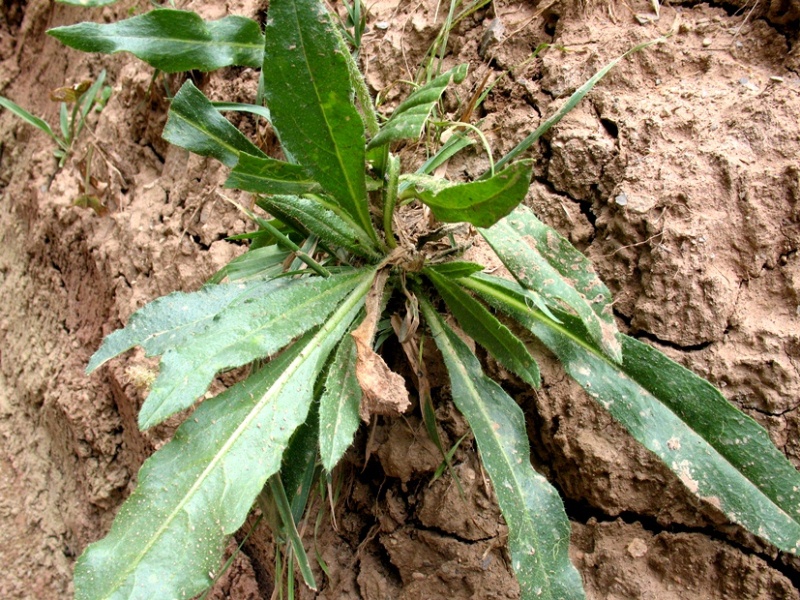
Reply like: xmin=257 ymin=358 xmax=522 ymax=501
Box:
xmin=0 ymin=71 xmax=110 ymax=168
xmin=48 ymin=3 xmax=800 ymax=599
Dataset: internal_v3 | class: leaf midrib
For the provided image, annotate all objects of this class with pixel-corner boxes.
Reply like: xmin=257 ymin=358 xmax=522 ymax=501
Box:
xmin=102 ymin=270 xmax=373 ymax=596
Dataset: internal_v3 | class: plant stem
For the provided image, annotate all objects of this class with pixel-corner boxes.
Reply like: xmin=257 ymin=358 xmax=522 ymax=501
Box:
xmin=258 ymin=219 xmax=331 ymax=278
xmin=382 ymin=154 xmax=400 ymax=249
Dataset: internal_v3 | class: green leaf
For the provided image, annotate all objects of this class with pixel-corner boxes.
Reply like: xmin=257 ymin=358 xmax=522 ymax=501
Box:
xmin=48 ymin=9 xmax=265 ymax=73
xmin=426 ymin=261 xmax=485 ymax=279
xmin=163 ymin=81 xmax=266 ymax=168
xmin=492 ymin=37 xmax=665 ymax=173
xmin=467 ymin=275 xmax=800 ymax=555
xmin=406 ymin=160 xmax=533 ymax=228
xmin=207 ymin=245 xmax=289 ymax=284
xmin=319 ymin=335 xmax=361 ymax=472
xmin=367 ymin=64 xmax=468 ymax=149
xmin=212 ymin=102 xmax=271 ymax=123
xmin=87 ymin=277 xmax=288 ymax=373
xmin=262 ymin=0 xmax=374 ymax=240
xmin=425 ymin=267 xmax=540 ymax=387
xmin=226 ymin=153 xmax=321 ymax=195
xmin=140 ymin=271 xmax=368 ymax=429
xmin=0 ymin=95 xmax=59 ymax=143
xmin=480 ymin=208 xmax=621 ymax=362
xmin=74 ymin=273 xmax=372 ymax=600
xmin=255 ymin=194 xmax=382 ymax=261
xmin=419 ymin=296 xmax=585 ymax=600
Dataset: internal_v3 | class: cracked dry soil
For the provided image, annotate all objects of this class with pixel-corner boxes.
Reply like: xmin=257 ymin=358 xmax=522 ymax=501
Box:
xmin=1 ymin=0 xmax=799 ymax=598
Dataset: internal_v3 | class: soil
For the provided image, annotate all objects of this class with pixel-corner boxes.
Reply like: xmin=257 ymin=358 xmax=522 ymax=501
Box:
xmin=0 ymin=0 xmax=799 ymax=598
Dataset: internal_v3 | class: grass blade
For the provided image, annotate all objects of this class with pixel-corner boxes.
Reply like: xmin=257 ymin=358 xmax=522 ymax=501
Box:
xmin=419 ymin=295 xmax=585 ymax=600
xmin=492 ymin=37 xmax=665 ymax=173
xmin=262 ymin=0 xmax=375 ymax=241
xmin=48 ymin=9 xmax=264 ymax=73
xmin=0 ymin=95 xmax=59 ymax=143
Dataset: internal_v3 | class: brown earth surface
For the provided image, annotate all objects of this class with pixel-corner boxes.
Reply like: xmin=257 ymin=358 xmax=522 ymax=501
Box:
xmin=1 ymin=0 xmax=799 ymax=598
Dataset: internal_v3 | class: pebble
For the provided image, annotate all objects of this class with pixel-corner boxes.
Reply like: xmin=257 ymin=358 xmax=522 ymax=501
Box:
xmin=615 ymin=193 xmax=628 ymax=207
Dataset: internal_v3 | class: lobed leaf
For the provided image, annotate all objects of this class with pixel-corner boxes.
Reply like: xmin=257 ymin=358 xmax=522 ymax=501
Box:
xmin=74 ymin=272 xmax=373 ymax=600
xmin=255 ymin=194 xmax=382 ymax=261
xmin=48 ymin=9 xmax=264 ymax=73
xmin=367 ymin=64 xmax=468 ymax=149
xmin=406 ymin=160 xmax=533 ymax=228
xmin=87 ymin=277 xmax=288 ymax=373
xmin=164 ymin=81 xmax=265 ymax=168
xmin=139 ymin=271 xmax=367 ymax=429
xmin=425 ymin=267 xmax=540 ymax=387
xmin=226 ymin=153 xmax=321 ymax=195
xmin=480 ymin=207 xmax=621 ymax=361
xmin=466 ymin=274 xmax=800 ymax=555
xmin=262 ymin=0 xmax=375 ymax=240
xmin=319 ymin=335 xmax=362 ymax=472
xmin=419 ymin=296 xmax=585 ymax=600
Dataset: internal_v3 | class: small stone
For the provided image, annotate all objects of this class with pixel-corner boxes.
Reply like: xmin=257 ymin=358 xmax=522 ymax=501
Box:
xmin=375 ymin=21 xmax=390 ymax=30
xmin=615 ymin=193 xmax=628 ymax=206
xmin=627 ymin=538 xmax=648 ymax=558
xmin=702 ymin=38 xmax=712 ymax=47
xmin=770 ymin=76 xmax=784 ymax=83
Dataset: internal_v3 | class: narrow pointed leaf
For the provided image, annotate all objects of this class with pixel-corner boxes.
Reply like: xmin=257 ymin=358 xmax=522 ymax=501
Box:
xmin=467 ymin=275 xmax=800 ymax=554
xmin=319 ymin=335 xmax=361 ymax=471
xmin=426 ymin=261 xmax=484 ymax=279
xmin=87 ymin=277 xmax=288 ymax=373
xmin=207 ymin=244 xmax=290 ymax=284
xmin=0 ymin=95 xmax=59 ymax=142
xmin=406 ymin=160 xmax=533 ymax=227
xmin=74 ymin=274 xmax=372 ymax=600
xmin=256 ymin=194 xmax=381 ymax=260
xmin=419 ymin=297 xmax=585 ymax=600
xmin=480 ymin=210 xmax=621 ymax=361
xmin=48 ymin=9 xmax=264 ymax=72
xmin=367 ymin=64 xmax=468 ymax=149
xmin=139 ymin=271 xmax=367 ymax=429
xmin=492 ymin=37 xmax=665 ymax=173
xmin=425 ymin=267 xmax=540 ymax=387
xmin=226 ymin=153 xmax=321 ymax=195
xmin=262 ymin=0 xmax=374 ymax=239
xmin=163 ymin=81 xmax=265 ymax=168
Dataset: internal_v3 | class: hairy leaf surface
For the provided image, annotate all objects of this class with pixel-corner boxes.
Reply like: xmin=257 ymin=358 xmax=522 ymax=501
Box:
xmin=425 ymin=267 xmax=540 ymax=387
xmin=140 ymin=271 xmax=366 ymax=429
xmin=49 ymin=10 xmax=264 ymax=72
xmin=407 ymin=160 xmax=533 ymax=227
xmin=419 ymin=297 xmax=585 ymax=600
xmin=87 ymin=278 xmax=288 ymax=373
xmin=74 ymin=274 xmax=372 ymax=600
xmin=226 ymin=153 xmax=321 ymax=195
xmin=262 ymin=0 xmax=374 ymax=239
xmin=467 ymin=274 xmax=800 ymax=554
xmin=163 ymin=81 xmax=266 ymax=168
xmin=256 ymin=195 xmax=381 ymax=260
xmin=319 ymin=335 xmax=361 ymax=471
xmin=367 ymin=64 xmax=468 ymax=149
xmin=480 ymin=209 xmax=621 ymax=361
xmin=207 ymin=245 xmax=289 ymax=284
